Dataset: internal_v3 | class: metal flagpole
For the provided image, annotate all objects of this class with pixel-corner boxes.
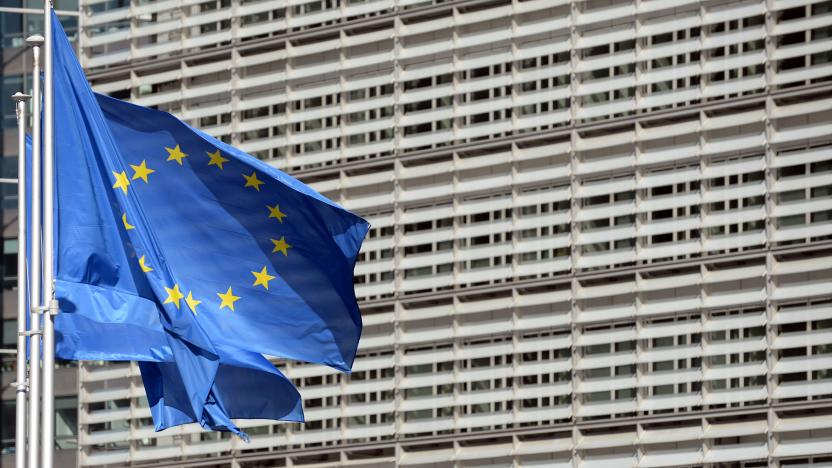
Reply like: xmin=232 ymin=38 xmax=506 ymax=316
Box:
xmin=12 ymin=91 xmax=31 ymax=468
xmin=25 ymin=33 xmax=44 ymax=468
xmin=41 ymin=0 xmax=57 ymax=465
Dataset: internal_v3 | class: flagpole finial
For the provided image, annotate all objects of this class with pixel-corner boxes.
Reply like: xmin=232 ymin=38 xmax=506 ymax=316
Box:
xmin=11 ymin=92 xmax=31 ymax=102
xmin=26 ymin=34 xmax=44 ymax=47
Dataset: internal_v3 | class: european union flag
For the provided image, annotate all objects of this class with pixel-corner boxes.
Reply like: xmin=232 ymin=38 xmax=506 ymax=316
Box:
xmin=48 ymin=12 xmax=368 ymax=436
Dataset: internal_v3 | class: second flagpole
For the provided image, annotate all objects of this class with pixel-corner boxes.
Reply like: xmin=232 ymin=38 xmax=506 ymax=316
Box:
xmin=25 ymin=32 xmax=44 ymax=468
xmin=41 ymin=1 xmax=57 ymax=467
xmin=12 ymin=91 xmax=30 ymax=468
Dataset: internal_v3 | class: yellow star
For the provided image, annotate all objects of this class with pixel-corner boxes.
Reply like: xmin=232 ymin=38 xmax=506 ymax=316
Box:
xmin=130 ymin=160 xmax=155 ymax=183
xmin=112 ymin=171 xmax=130 ymax=194
xmin=185 ymin=291 xmax=201 ymax=315
xmin=270 ymin=236 xmax=292 ymax=256
xmin=266 ymin=204 xmax=287 ymax=223
xmin=217 ymin=287 xmax=240 ymax=311
xmin=139 ymin=255 xmax=153 ymax=273
xmin=243 ymin=171 xmax=265 ymax=191
xmin=251 ymin=266 xmax=276 ymax=290
xmin=207 ymin=150 xmax=229 ymax=170
xmin=165 ymin=144 xmax=188 ymax=165
xmin=163 ymin=284 xmax=185 ymax=309
xmin=122 ymin=213 xmax=135 ymax=230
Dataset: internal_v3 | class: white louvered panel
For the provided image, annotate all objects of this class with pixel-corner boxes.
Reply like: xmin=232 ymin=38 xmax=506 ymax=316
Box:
xmin=577 ymin=400 xmax=638 ymax=418
xmin=702 ymin=132 xmax=765 ymax=158
xmin=639 ymin=368 xmax=702 ymax=390
xmin=576 ymin=26 xmax=635 ymax=50
xmin=576 ymin=75 xmax=636 ymax=97
xmin=702 ymin=231 xmax=766 ymax=252
xmin=772 ymin=304 xmax=832 ymax=325
xmin=639 ymin=321 xmax=701 ymax=341
xmin=772 ymin=146 xmax=832 ymax=167
xmin=512 ymin=0 xmax=569 ymax=15
xmin=703 ymin=442 xmax=768 ymax=463
xmin=771 ymin=172 xmax=832 ymax=193
xmin=639 ymin=240 xmax=701 ymax=261
xmin=515 ymin=108 xmax=573 ymax=130
xmin=576 ymin=249 xmax=637 ymax=270
xmin=638 ymin=216 xmax=700 ymax=237
xmin=575 ymin=303 xmax=637 ymax=324
xmin=85 ymin=28 xmax=130 ymax=48
xmin=701 ymin=206 xmax=766 ymax=228
xmin=514 ymin=17 xmax=571 ymax=42
xmin=456 ymin=120 xmax=512 ymax=138
xmin=515 ymin=236 xmax=570 ymax=254
xmin=640 ymin=394 xmax=702 ymax=413
xmin=772 ymin=436 xmax=832 ymax=459
xmin=703 ymin=312 xmax=766 ymax=332
xmin=85 ymin=50 xmax=131 ymax=69
xmin=704 ymin=338 xmax=767 ymax=357
xmin=456 ymin=95 xmax=513 ymax=118
xmin=511 ymin=87 xmax=572 ymax=109
xmin=773 ymin=198 xmax=832 ymax=218
xmin=576 ymin=51 xmax=636 ymax=76
xmin=703 ymin=181 xmax=766 ymax=203
xmin=703 ymin=362 xmax=767 ymax=381
xmin=400 ymin=129 xmax=454 ymax=149
xmin=456 ymin=28 xmax=512 ymax=52
xmin=704 ymin=387 xmax=768 ymax=407
xmin=577 ymin=376 xmax=637 ymax=394
xmin=639 ymin=12 xmax=700 ymax=38
xmin=637 ymin=271 xmax=701 ymax=292
xmin=772 ymin=61 xmax=832 ymax=87
xmin=514 ymin=37 xmax=571 ymax=61
xmin=774 ymin=254 xmax=832 ymax=275
xmin=639 ymin=450 xmax=702 ymax=468
xmin=354 ymin=259 xmax=396 ymax=275
xmin=773 ymin=330 xmax=832 ymax=350
xmin=637 ymin=88 xmax=702 ymax=110
xmin=575 ymin=154 xmax=635 ymax=175
xmin=637 ymin=36 xmax=700 ymax=63
xmin=575 ymin=178 xmax=635 ymax=198
xmin=576 ymin=327 xmax=637 ymax=346
xmin=576 ymin=225 xmax=637 ymax=245
xmin=578 ymin=99 xmax=636 ymax=120
xmin=638 ymin=142 xmax=700 ymax=166
xmin=771 ymin=276 xmax=832 ymax=301
xmin=703 ymin=51 xmax=766 ymax=77
xmin=515 ymin=258 xmax=572 ymax=278
xmin=774 ymin=380 xmax=832 ymax=401
xmin=639 ymin=61 xmax=699 ymax=86
xmin=639 ymin=296 xmax=701 ymax=318
xmin=771 ymin=95 xmax=832 ymax=119
xmin=456 ymin=50 xmax=512 ymax=73
xmin=637 ymin=193 xmax=700 ymax=214
xmin=639 ymin=425 xmax=701 ymax=447
xmin=398 ymin=15 xmax=453 ymax=37
xmin=703 ymin=110 xmax=765 ymax=133
xmin=399 ymin=228 xmax=454 ymax=247
xmin=773 ymin=121 xmax=832 ymax=147
xmin=516 ymin=304 xmax=572 ymax=331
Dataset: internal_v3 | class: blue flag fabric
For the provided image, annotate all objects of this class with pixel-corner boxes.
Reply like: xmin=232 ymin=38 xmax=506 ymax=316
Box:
xmin=48 ymin=12 xmax=367 ymax=435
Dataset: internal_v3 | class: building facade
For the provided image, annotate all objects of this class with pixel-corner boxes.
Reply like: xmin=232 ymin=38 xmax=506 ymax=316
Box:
xmin=13 ymin=0 xmax=832 ymax=466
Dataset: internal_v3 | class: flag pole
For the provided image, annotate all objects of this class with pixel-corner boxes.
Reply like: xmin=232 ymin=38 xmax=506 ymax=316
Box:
xmin=12 ymin=91 xmax=31 ymax=468
xmin=41 ymin=1 xmax=57 ymax=466
xmin=25 ymin=33 xmax=44 ymax=468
